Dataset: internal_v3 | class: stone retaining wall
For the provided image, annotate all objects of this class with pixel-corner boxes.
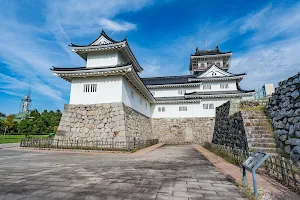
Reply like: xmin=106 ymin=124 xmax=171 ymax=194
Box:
xmin=212 ymin=101 xmax=248 ymax=151
xmin=56 ymin=103 xmax=215 ymax=144
xmin=266 ymin=72 xmax=300 ymax=161
xmin=55 ymin=103 xmax=152 ymax=142
xmin=124 ymin=104 xmax=152 ymax=140
xmin=151 ymin=118 xmax=215 ymax=144
xmin=55 ymin=103 xmax=126 ymax=141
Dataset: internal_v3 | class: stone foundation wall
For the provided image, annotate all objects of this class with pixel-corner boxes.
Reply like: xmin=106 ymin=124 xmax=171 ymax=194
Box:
xmin=266 ymin=72 xmax=300 ymax=161
xmin=124 ymin=104 xmax=152 ymax=140
xmin=56 ymin=103 xmax=215 ymax=144
xmin=151 ymin=118 xmax=215 ymax=144
xmin=55 ymin=103 xmax=126 ymax=141
xmin=212 ymin=101 xmax=248 ymax=151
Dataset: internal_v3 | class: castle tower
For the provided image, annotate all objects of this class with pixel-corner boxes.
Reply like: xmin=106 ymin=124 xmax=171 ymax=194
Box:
xmin=189 ymin=46 xmax=232 ymax=75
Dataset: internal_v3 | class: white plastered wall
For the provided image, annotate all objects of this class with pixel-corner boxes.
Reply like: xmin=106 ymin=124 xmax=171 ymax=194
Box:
xmin=69 ymin=75 xmax=151 ymax=116
xmin=70 ymin=76 xmax=123 ymax=104
xmin=148 ymin=80 xmax=237 ymax=98
xmin=200 ymin=80 xmax=237 ymax=91
xmin=121 ymin=77 xmax=151 ymax=117
xmin=149 ymin=86 xmax=198 ymax=98
xmin=151 ymin=99 xmax=230 ymax=118
xmin=86 ymin=51 xmax=128 ymax=68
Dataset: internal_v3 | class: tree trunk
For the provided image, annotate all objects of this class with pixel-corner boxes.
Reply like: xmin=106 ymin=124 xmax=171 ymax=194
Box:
xmin=4 ymin=126 xmax=7 ymax=138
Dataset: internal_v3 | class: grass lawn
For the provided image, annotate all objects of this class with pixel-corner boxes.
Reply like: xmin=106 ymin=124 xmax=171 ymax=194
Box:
xmin=0 ymin=135 xmax=49 ymax=144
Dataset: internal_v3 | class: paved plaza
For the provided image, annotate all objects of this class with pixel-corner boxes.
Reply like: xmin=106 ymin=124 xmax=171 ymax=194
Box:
xmin=0 ymin=145 xmax=246 ymax=200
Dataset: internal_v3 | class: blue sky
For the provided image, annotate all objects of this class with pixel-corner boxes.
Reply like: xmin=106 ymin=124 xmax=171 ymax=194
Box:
xmin=0 ymin=0 xmax=300 ymax=114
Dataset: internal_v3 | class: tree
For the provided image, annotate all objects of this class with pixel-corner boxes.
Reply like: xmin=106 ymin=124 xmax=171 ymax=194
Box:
xmin=32 ymin=118 xmax=48 ymax=135
xmin=1 ymin=108 xmax=62 ymax=136
xmin=30 ymin=109 xmax=40 ymax=119
xmin=0 ymin=112 xmax=6 ymax=117
xmin=0 ymin=119 xmax=5 ymax=133
xmin=17 ymin=118 xmax=33 ymax=137
xmin=4 ymin=115 xmax=15 ymax=136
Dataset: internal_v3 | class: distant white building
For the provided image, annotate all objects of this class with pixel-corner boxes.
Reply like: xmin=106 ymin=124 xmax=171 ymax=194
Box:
xmin=52 ymin=30 xmax=255 ymax=143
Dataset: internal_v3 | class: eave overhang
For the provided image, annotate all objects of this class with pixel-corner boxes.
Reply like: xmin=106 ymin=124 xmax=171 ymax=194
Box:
xmin=190 ymin=52 xmax=232 ymax=58
xmin=185 ymin=91 xmax=255 ymax=99
xmin=156 ymin=99 xmax=202 ymax=104
xmin=146 ymin=82 xmax=201 ymax=88
xmin=52 ymin=65 xmax=155 ymax=103
xmin=188 ymin=74 xmax=245 ymax=82
xmin=52 ymin=65 xmax=131 ymax=81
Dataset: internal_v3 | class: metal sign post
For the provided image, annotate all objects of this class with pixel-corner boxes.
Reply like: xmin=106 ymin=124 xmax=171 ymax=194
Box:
xmin=242 ymin=151 xmax=270 ymax=197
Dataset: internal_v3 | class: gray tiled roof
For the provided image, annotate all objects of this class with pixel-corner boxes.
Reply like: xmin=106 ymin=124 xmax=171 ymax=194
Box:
xmin=70 ymin=30 xmax=124 ymax=47
xmin=141 ymin=73 xmax=245 ymax=86
xmin=155 ymin=96 xmax=185 ymax=101
xmin=192 ymin=46 xmax=231 ymax=56
xmin=141 ymin=74 xmax=199 ymax=85
xmin=185 ymin=89 xmax=255 ymax=96
xmin=155 ymin=89 xmax=255 ymax=102
xmin=51 ymin=62 xmax=132 ymax=71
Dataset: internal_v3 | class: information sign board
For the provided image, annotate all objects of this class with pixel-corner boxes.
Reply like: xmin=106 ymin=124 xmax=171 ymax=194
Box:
xmin=242 ymin=151 xmax=270 ymax=197
xmin=243 ymin=151 xmax=268 ymax=171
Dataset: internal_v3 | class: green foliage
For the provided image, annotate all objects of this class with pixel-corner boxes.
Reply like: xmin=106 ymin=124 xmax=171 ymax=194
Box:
xmin=241 ymin=186 xmax=259 ymax=200
xmin=0 ymin=112 xmax=6 ymax=117
xmin=30 ymin=109 xmax=40 ymax=118
xmin=0 ymin=109 xmax=62 ymax=136
xmin=204 ymin=143 xmax=245 ymax=166
xmin=17 ymin=119 xmax=33 ymax=136
xmin=0 ymin=119 xmax=5 ymax=133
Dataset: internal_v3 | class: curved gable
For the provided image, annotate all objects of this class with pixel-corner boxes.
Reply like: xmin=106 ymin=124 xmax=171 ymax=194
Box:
xmin=199 ymin=65 xmax=231 ymax=78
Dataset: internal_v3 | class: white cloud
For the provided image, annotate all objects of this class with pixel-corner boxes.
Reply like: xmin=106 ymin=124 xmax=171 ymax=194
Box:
xmin=99 ymin=18 xmax=136 ymax=32
xmin=0 ymin=90 xmax=25 ymax=98
xmin=231 ymin=38 xmax=300 ymax=89
xmin=141 ymin=64 xmax=161 ymax=77
xmin=240 ymin=5 xmax=272 ymax=34
xmin=0 ymin=73 xmax=65 ymax=102
xmin=240 ymin=3 xmax=300 ymax=44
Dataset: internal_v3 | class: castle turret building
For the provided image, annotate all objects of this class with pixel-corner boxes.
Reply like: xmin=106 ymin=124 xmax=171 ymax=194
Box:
xmin=52 ymin=30 xmax=255 ymax=143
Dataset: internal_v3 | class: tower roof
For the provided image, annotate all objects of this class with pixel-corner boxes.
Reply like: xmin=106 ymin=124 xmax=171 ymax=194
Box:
xmin=192 ymin=46 xmax=231 ymax=56
xmin=70 ymin=30 xmax=125 ymax=47
xmin=69 ymin=30 xmax=143 ymax=72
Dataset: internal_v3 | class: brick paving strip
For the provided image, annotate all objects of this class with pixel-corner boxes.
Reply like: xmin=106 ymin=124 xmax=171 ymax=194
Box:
xmin=194 ymin=145 xmax=300 ymax=200
xmin=0 ymin=144 xmax=248 ymax=200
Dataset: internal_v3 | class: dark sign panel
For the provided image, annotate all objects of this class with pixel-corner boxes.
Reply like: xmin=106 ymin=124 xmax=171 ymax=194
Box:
xmin=243 ymin=151 xmax=268 ymax=170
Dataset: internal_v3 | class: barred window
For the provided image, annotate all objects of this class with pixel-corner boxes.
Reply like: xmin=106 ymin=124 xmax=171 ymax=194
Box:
xmin=179 ymin=106 xmax=187 ymax=111
xmin=83 ymin=84 xmax=97 ymax=93
xmin=220 ymin=83 xmax=229 ymax=89
xmin=150 ymin=91 xmax=155 ymax=96
xmin=203 ymin=103 xmax=214 ymax=109
xmin=203 ymin=85 xmax=211 ymax=90
xmin=158 ymin=107 xmax=166 ymax=112
xmin=178 ymin=90 xmax=186 ymax=95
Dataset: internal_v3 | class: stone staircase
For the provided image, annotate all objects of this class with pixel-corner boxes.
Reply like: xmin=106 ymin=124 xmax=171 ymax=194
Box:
xmin=241 ymin=110 xmax=279 ymax=154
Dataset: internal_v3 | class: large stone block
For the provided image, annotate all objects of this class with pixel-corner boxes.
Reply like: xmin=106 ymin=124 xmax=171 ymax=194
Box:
xmin=291 ymin=90 xmax=299 ymax=99
xmin=292 ymin=146 xmax=300 ymax=154
xmin=285 ymin=138 xmax=300 ymax=146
